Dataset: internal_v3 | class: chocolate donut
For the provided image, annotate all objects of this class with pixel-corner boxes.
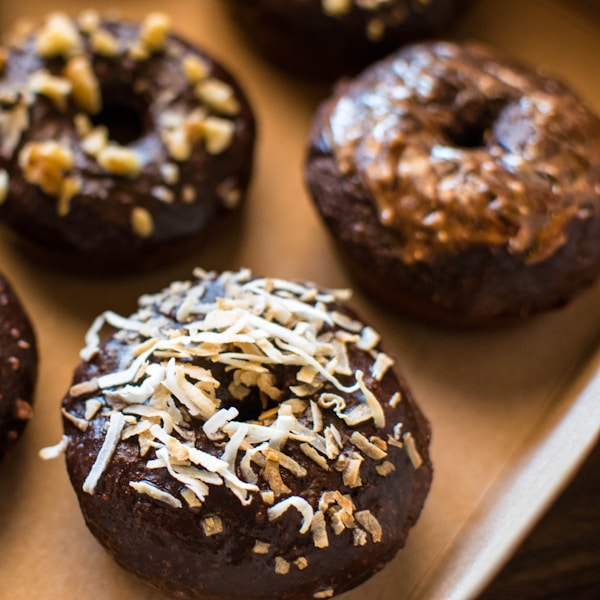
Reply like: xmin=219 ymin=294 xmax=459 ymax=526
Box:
xmin=60 ymin=268 xmax=432 ymax=599
xmin=224 ymin=0 xmax=472 ymax=79
xmin=305 ymin=41 xmax=600 ymax=325
xmin=0 ymin=11 xmax=256 ymax=272
xmin=0 ymin=272 xmax=36 ymax=462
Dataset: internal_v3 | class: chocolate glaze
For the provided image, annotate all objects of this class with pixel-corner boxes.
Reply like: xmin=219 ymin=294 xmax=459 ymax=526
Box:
xmin=0 ymin=17 xmax=256 ymax=272
xmin=62 ymin=271 xmax=432 ymax=599
xmin=0 ymin=272 xmax=37 ymax=462
xmin=224 ymin=0 xmax=472 ymax=79
xmin=305 ymin=41 xmax=600 ymax=325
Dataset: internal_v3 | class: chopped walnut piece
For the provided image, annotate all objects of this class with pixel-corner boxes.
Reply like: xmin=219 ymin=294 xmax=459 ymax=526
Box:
xmin=19 ymin=140 xmax=74 ymax=196
xmin=81 ymin=126 xmax=109 ymax=157
xmin=196 ymin=79 xmax=240 ymax=116
xmin=202 ymin=117 xmax=235 ymax=155
xmin=77 ymin=9 xmax=100 ymax=34
xmin=57 ymin=176 xmax=82 ymax=216
xmin=29 ymin=70 xmax=72 ymax=111
xmin=63 ymin=56 xmax=101 ymax=114
xmin=131 ymin=207 xmax=154 ymax=238
xmin=183 ymin=55 xmax=210 ymax=83
xmin=97 ymin=145 xmax=142 ymax=177
xmin=140 ymin=12 xmax=171 ymax=52
xmin=36 ymin=13 xmax=82 ymax=58
xmin=91 ymin=29 xmax=120 ymax=57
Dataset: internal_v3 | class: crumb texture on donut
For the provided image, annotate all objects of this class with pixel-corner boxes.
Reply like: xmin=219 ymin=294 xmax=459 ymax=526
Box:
xmin=0 ymin=11 xmax=255 ymax=270
xmin=57 ymin=268 xmax=432 ymax=599
xmin=0 ymin=273 xmax=37 ymax=462
xmin=306 ymin=41 xmax=600 ymax=324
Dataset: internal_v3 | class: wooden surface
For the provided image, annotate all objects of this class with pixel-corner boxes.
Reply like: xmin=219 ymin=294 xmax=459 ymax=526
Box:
xmin=479 ymin=440 xmax=600 ymax=599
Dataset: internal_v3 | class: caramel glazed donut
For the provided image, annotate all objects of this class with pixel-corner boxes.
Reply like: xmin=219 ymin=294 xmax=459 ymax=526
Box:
xmin=0 ymin=11 xmax=255 ymax=271
xmin=46 ymin=268 xmax=432 ymax=600
xmin=224 ymin=0 xmax=472 ymax=79
xmin=0 ymin=272 xmax=37 ymax=462
xmin=305 ymin=41 xmax=600 ymax=325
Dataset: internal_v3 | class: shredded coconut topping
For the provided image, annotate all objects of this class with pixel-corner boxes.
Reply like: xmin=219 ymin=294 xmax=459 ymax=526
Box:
xmin=60 ymin=268 xmax=423 ymax=552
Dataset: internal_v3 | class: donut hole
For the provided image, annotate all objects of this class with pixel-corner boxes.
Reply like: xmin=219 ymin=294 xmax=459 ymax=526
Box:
xmin=91 ymin=89 xmax=149 ymax=146
xmin=443 ymin=99 xmax=509 ymax=149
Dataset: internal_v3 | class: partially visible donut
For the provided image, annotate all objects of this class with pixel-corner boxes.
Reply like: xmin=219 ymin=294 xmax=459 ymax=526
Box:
xmin=305 ymin=41 xmax=600 ymax=325
xmin=224 ymin=0 xmax=473 ymax=79
xmin=59 ymin=267 xmax=432 ymax=600
xmin=0 ymin=11 xmax=256 ymax=272
xmin=0 ymin=272 xmax=36 ymax=462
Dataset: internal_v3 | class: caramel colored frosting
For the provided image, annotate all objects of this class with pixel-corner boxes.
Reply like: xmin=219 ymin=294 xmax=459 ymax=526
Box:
xmin=323 ymin=41 xmax=600 ymax=264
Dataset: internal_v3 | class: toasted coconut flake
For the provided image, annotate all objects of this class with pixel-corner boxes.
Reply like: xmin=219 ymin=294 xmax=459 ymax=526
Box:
xmin=356 ymin=370 xmax=385 ymax=428
xmin=61 ymin=408 xmax=89 ymax=432
xmin=371 ymin=352 xmax=394 ymax=381
xmin=0 ymin=98 xmax=29 ymax=158
xmin=181 ymin=487 xmax=203 ymax=508
xmin=268 ymin=496 xmax=314 ymax=534
xmin=355 ymin=510 xmax=382 ymax=543
xmin=350 ymin=431 xmax=388 ymax=460
xmin=403 ymin=431 xmax=423 ymax=469
xmin=84 ymin=399 xmax=103 ymax=421
xmin=389 ymin=392 xmax=402 ymax=408
xmin=356 ymin=326 xmax=380 ymax=351
xmin=39 ymin=435 xmax=69 ymax=460
xmin=375 ymin=460 xmax=396 ymax=477
xmin=310 ymin=511 xmax=329 ymax=548
xmin=264 ymin=452 xmax=291 ymax=496
xmin=129 ymin=480 xmax=182 ymax=508
xmin=299 ymin=443 xmax=329 ymax=471
xmin=82 ymin=412 xmax=126 ymax=494
xmin=353 ymin=528 xmax=368 ymax=546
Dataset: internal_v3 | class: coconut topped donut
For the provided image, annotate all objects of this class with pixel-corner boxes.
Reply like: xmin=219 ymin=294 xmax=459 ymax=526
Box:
xmin=305 ymin=41 xmax=600 ymax=324
xmin=53 ymin=268 xmax=432 ymax=599
xmin=0 ymin=11 xmax=255 ymax=271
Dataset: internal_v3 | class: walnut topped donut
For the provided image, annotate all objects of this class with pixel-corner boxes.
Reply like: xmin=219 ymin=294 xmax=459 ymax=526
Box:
xmin=0 ymin=271 xmax=37 ymax=463
xmin=305 ymin=41 xmax=600 ymax=325
xmin=224 ymin=0 xmax=472 ymax=79
xmin=0 ymin=11 xmax=255 ymax=271
xmin=54 ymin=268 xmax=432 ymax=599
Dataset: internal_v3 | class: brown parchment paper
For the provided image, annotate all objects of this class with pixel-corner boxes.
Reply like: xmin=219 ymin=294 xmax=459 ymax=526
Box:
xmin=0 ymin=1 xmax=599 ymax=599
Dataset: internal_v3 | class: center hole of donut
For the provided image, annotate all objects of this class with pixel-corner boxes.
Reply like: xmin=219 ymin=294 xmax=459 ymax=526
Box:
xmin=91 ymin=98 xmax=147 ymax=146
xmin=445 ymin=119 xmax=490 ymax=149
xmin=444 ymin=99 xmax=508 ymax=149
